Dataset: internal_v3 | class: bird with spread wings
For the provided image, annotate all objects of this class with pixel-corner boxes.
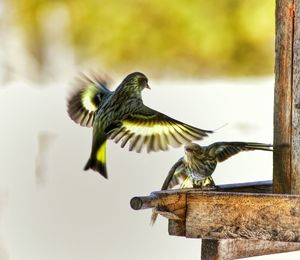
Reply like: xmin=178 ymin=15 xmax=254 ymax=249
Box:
xmin=67 ymin=72 xmax=213 ymax=178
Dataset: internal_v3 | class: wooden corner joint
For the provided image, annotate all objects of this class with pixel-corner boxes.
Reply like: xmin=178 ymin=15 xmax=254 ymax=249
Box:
xmin=153 ymin=192 xmax=187 ymax=221
xmin=152 ymin=207 xmax=183 ymax=221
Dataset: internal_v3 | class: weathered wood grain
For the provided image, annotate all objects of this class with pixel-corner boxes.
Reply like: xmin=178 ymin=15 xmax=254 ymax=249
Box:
xmin=274 ymin=0 xmax=295 ymax=194
xmin=185 ymin=191 xmax=300 ymax=242
xmin=292 ymin=0 xmax=300 ymax=194
xmin=201 ymin=239 xmax=300 ymax=260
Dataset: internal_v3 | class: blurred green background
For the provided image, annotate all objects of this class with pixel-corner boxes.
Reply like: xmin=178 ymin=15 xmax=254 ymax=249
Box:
xmin=6 ymin=0 xmax=274 ymax=78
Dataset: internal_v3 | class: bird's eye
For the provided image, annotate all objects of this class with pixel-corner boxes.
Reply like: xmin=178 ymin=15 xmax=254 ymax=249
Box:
xmin=138 ymin=77 xmax=147 ymax=86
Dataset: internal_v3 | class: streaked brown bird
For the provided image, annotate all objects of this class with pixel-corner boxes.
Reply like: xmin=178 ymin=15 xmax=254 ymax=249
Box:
xmin=67 ymin=72 xmax=213 ymax=178
xmin=151 ymin=141 xmax=273 ymax=225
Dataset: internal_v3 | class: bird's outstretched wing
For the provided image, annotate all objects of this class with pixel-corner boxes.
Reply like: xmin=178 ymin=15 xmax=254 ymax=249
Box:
xmin=107 ymin=106 xmax=213 ymax=153
xmin=67 ymin=73 xmax=112 ymax=127
xmin=206 ymin=142 xmax=273 ymax=162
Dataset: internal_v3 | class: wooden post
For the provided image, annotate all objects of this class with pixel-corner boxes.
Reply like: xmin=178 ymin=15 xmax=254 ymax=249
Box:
xmin=291 ymin=0 xmax=300 ymax=193
xmin=201 ymin=239 xmax=300 ymax=260
xmin=274 ymin=0 xmax=300 ymax=194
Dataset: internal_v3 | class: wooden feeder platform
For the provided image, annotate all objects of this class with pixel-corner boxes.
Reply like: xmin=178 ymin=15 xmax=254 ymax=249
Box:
xmin=130 ymin=181 xmax=300 ymax=259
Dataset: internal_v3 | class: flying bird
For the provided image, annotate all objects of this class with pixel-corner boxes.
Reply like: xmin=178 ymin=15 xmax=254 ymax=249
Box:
xmin=150 ymin=141 xmax=273 ymax=225
xmin=67 ymin=72 xmax=213 ymax=178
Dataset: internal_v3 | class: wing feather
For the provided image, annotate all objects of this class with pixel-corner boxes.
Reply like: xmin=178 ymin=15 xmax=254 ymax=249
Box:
xmin=107 ymin=106 xmax=212 ymax=153
xmin=67 ymin=73 xmax=112 ymax=127
xmin=206 ymin=142 xmax=273 ymax=162
xmin=129 ymin=135 xmax=142 ymax=152
xmin=120 ymin=132 xmax=135 ymax=148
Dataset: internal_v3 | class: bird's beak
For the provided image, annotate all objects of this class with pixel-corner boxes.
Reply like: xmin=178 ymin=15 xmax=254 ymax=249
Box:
xmin=146 ymin=83 xmax=151 ymax=89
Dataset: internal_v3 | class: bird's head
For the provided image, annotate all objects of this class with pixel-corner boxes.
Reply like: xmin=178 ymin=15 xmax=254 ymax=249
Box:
xmin=184 ymin=143 xmax=203 ymax=158
xmin=121 ymin=72 xmax=150 ymax=94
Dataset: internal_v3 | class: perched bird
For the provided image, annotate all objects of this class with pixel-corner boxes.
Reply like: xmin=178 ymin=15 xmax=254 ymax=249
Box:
xmin=150 ymin=141 xmax=273 ymax=225
xmin=67 ymin=72 xmax=213 ymax=178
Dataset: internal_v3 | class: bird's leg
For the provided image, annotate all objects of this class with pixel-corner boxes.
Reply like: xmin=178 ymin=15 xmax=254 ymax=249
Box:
xmin=180 ymin=176 xmax=194 ymax=189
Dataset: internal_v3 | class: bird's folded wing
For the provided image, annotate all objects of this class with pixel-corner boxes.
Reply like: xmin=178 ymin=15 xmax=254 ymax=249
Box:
xmin=162 ymin=158 xmax=186 ymax=190
xmin=151 ymin=158 xmax=185 ymax=225
xmin=107 ymin=106 xmax=212 ymax=153
xmin=206 ymin=142 xmax=273 ymax=162
xmin=67 ymin=73 xmax=112 ymax=127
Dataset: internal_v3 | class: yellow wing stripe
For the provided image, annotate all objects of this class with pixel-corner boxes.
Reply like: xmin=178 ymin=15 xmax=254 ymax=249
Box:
xmin=110 ymin=117 xmax=210 ymax=153
xmin=116 ymin=120 xmax=193 ymax=151
xmin=81 ymin=85 xmax=98 ymax=112
xmin=122 ymin=120 xmax=180 ymax=136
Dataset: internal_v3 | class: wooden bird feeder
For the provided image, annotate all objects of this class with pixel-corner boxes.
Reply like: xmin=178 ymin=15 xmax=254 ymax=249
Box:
xmin=130 ymin=1 xmax=300 ymax=259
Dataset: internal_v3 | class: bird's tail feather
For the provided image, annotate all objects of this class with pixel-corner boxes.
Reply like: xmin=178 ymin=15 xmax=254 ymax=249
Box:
xmin=84 ymin=139 xmax=108 ymax=179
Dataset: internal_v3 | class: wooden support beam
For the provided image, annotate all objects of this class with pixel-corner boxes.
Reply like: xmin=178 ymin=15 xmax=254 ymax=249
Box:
xmin=292 ymin=0 xmax=300 ymax=193
xmin=185 ymin=191 xmax=300 ymax=242
xmin=201 ymin=239 xmax=300 ymax=260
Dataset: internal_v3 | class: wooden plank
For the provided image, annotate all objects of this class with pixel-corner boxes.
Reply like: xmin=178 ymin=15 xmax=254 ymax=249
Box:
xmin=185 ymin=191 xmax=300 ymax=242
xmin=201 ymin=239 xmax=300 ymax=260
xmin=274 ymin=0 xmax=295 ymax=194
xmin=217 ymin=180 xmax=272 ymax=194
xmin=292 ymin=0 xmax=300 ymax=194
xmin=130 ymin=181 xmax=272 ymax=211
